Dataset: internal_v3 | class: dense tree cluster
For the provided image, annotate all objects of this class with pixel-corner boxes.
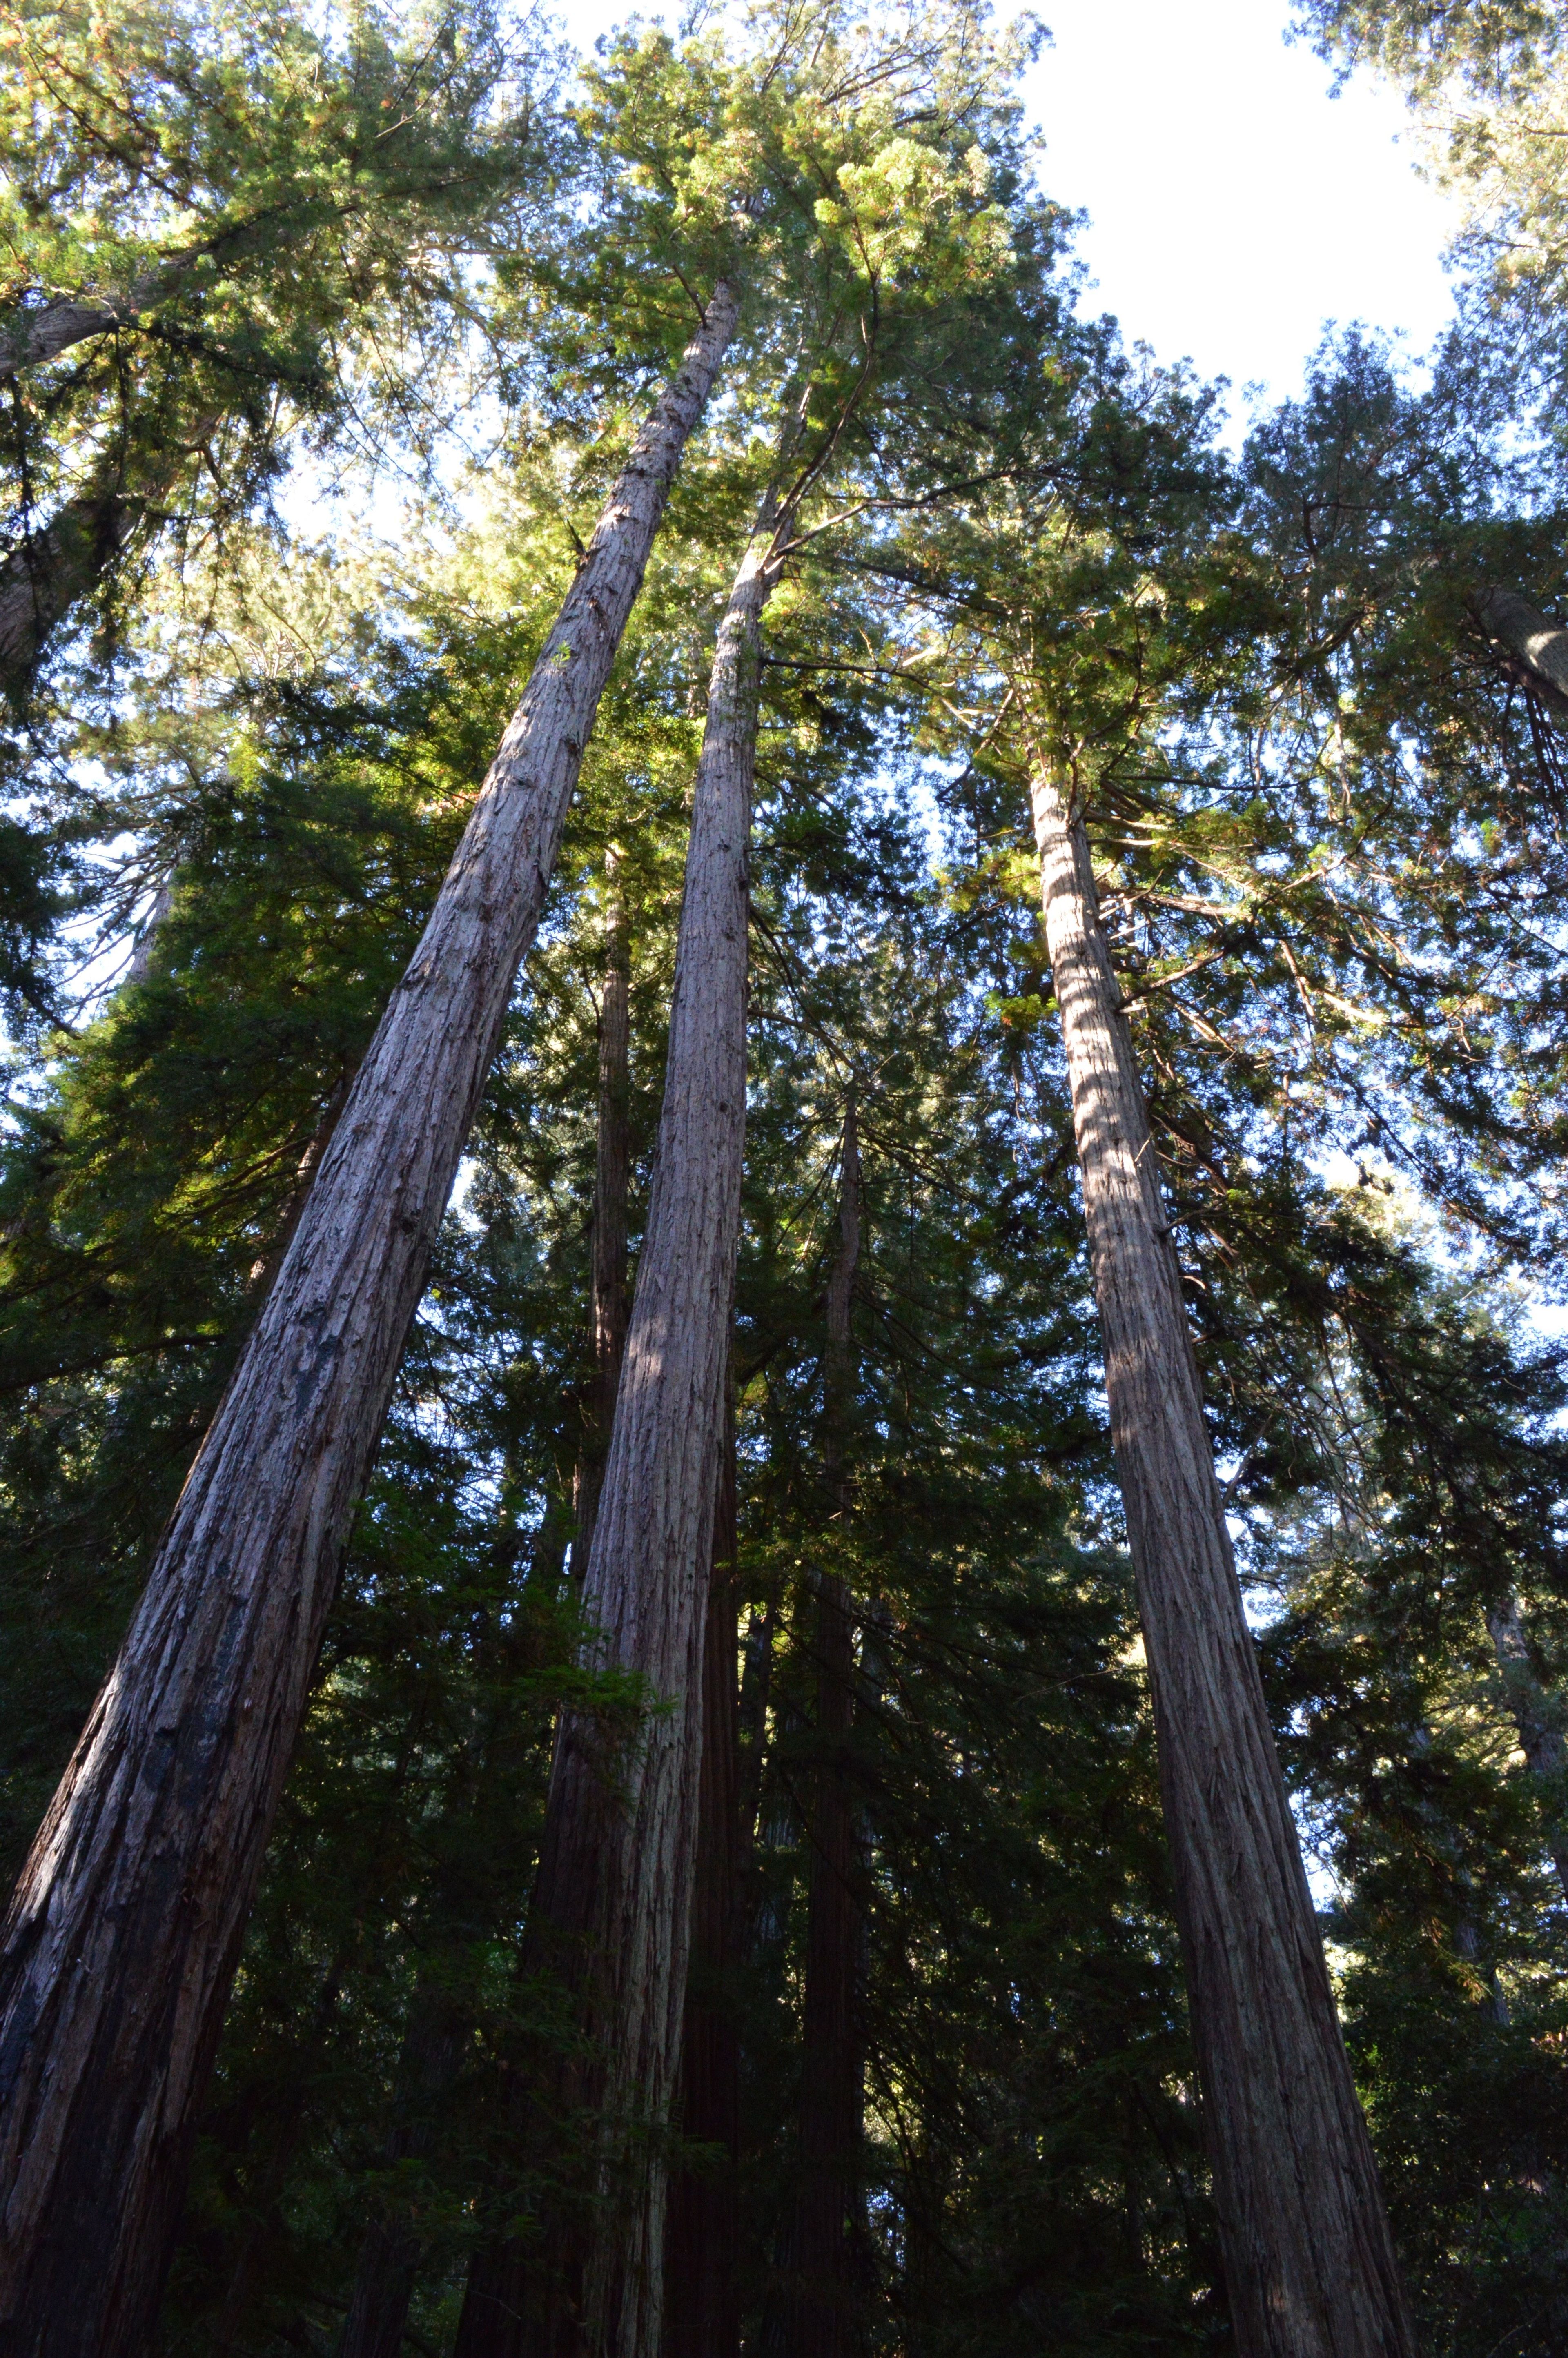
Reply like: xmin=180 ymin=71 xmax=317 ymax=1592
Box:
xmin=2 ymin=2 xmax=1568 ymax=2353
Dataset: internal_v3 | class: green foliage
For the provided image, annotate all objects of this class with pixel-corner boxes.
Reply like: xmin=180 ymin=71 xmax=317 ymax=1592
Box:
xmin=1298 ymin=0 xmax=1568 ymax=441
xmin=4 ymin=7 xmax=1568 ymax=2354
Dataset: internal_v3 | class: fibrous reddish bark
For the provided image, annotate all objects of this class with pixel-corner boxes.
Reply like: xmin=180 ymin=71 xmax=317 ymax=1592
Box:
xmin=0 ymin=280 xmax=737 ymax=2358
xmin=763 ymin=1109 xmax=865 ymax=2358
xmin=457 ymin=486 xmax=779 ymax=2358
xmin=576 ymin=854 xmax=633 ymax=1577
xmin=1030 ymin=770 xmax=1415 ymax=2358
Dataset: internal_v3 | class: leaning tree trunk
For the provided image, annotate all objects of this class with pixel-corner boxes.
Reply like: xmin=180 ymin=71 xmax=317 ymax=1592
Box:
xmin=0 ymin=281 xmax=738 ymax=2358
xmin=762 ymin=1107 xmax=864 ymax=2358
xmin=1487 ymin=1589 xmax=1568 ymax=1906
xmin=1029 ymin=770 xmax=1416 ymax=2358
xmin=0 ymin=403 xmax=231 ymax=698
xmin=663 ymin=1405 xmax=744 ymax=2358
xmin=456 ymin=490 xmax=780 ymax=2358
xmin=0 ymin=476 xmax=144 ymax=695
xmin=0 ymin=288 xmax=151 ymax=381
xmin=575 ymin=852 xmax=633 ymax=1578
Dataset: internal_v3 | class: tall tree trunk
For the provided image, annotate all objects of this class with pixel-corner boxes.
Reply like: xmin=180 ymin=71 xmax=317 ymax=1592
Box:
xmin=0 ymin=281 xmax=738 ymax=2358
xmin=456 ymin=483 xmax=781 ymax=2358
xmin=1029 ymin=770 xmax=1415 ymax=2358
xmin=0 ymin=292 xmax=140 ymax=380
xmin=0 ymin=476 xmax=145 ymax=694
xmin=737 ymin=1602 xmax=777 ymax=1861
xmin=762 ymin=1108 xmax=864 ymax=2358
xmin=662 ymin=1403 xmax=744 ymax=2358
xmin=575 ymin=855 xmax=633 ymax=1578
xmin=342 ymin=858 xmax=635 ymax=2353
xmin=1486 ymin=1589 xmax=1568 ymax=1905
xmin=1472 ymin=586 xmax=1568 ymax=717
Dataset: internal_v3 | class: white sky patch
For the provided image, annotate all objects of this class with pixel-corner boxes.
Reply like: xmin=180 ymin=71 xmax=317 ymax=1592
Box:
xmin=1022 ymin=0 xmax=1460 ymax=420
xmin=556 ymin=0 xmax=1459 ymax=421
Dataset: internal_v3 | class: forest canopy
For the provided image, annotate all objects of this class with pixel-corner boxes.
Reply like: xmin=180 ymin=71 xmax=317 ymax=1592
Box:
xmin=2 ymin=2 xmax=1568 ymax=2355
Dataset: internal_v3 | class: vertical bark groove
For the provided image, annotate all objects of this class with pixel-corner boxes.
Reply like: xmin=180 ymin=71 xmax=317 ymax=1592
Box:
xmin=1030 ymin=771 xmax=1415 ymax=2358
xmin=576 ymin=855 xmax=633 ymax=1578
xmin=0 ymin=281 xmax=738 ymax=2358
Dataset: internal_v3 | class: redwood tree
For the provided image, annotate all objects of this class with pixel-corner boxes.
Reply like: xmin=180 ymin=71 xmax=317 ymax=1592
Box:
xmin=574 ymin=853 xmax=633 ymax=1580
xmin=454 ymin=458 xmax=788 ymax=2358
xmin=0 ymin=280 xmax=738 ymax=2358
xmin=1025 ymin=760 xmax=1414 ymax=2358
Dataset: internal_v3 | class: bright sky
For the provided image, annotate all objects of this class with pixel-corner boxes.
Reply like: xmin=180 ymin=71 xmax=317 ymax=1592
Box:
xmin=560 ymin=0 xmax=1461 ymax=419
xmin=1024 ymin=0 xmax=1459 ymax=416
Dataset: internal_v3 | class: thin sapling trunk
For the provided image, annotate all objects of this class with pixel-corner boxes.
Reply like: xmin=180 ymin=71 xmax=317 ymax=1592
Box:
xmin=338 ymin=1990 xmax=468 ymax=2358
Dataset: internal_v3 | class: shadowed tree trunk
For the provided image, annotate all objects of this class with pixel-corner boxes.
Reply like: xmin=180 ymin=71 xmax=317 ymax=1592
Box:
xmin=343 ymin=860 xmax=635 ymax=2354
xmin=0 ymin=292 xmax=142 ymax=380
xmin=456 ymin=468 xmax=788 ymax=2358
xmin=575 ymin=853 xmax=633 ymax=1579
xmin=0 ymin=280 xmax=738 ymax=2358
xmin=1487 ymin=1589 xmax=1568 ymax=1905
xmin=663 ymin=1401 xmax=744 ymax=2358
xmin=0 ymin=403 xmax=233 ymax=697
xmin=0 ymin=473 xmax=144 ymax=694
xmin=762 ymin=1105 xmax=864 ymax=2358
xmin=203 ymin=1952 xmax=350 ymax=2351
xmin=1029 ymin=768 xmax=1416 ymax=2358
xmin=737 ymin=1579 xmax=777 ymax=1828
